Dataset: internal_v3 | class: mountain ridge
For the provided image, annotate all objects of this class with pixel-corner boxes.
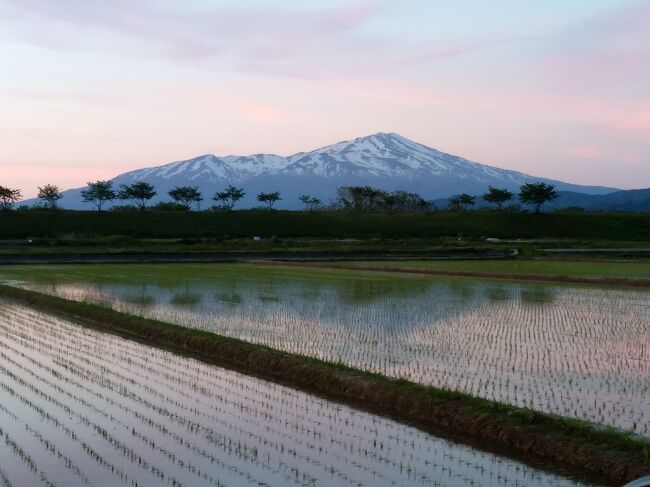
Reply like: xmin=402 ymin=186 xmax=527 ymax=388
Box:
xmin=31 ymin=132 xmax=620 ymax=209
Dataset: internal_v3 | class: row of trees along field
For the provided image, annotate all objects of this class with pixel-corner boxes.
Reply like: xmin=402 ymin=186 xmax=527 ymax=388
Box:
xmin=0 ymin=181 xmax=559 ymax=213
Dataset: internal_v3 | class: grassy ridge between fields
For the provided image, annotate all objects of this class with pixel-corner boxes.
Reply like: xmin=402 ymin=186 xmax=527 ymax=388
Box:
xmin=339 ymin=259 xmax=650 ymax=280
xmin=1 ymin=285 xmax=649 ymax=484
xmin=2 ymin=210 xmax=650 ymax=241
xmin=262 ymin=261 xmax=650 ymax=287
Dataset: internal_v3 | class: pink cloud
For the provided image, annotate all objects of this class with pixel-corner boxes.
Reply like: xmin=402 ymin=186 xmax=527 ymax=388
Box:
xmin=241 ymin=102 xmax=297 ymax=124
xmin=2 ymin=0 xmax=530 ymax=80
xmin=1 ymin=0 xmax=381 ymax=62
xmin=1 ymin=0 xmax=649 ymax=193
xmin=397 ymin=35 xmax=535 ymax=65
xmin=532 ymin=2 xmax=650 ymax=97
xmin=566 ymin=146 xmax=643 ymax=167
xmin=590 ymin=105 xmax=650 ymax=144
xmin=578 ymin=1 xmax=650 ymax=40
xmin=568 ymin=146 xmax=603 ymax=159
xmin=2 ymin=163 xmax=134 ymax=198
xmin=620 ymin=153 xmax=641 ymax=165
xmin=1 ymin=87 xmax=117 ymax=104
xmin=609 ymin=111 xmax=650 ymax=132
xmin=187 ymin=91 xmax=300 ymax=125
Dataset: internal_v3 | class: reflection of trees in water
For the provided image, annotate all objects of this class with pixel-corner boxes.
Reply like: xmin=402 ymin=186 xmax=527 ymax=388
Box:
xmin=41 ymin=268 xmax=563 ymax=332
xmin=170 ymin=282 xmax=202 ymax=307
xmin=299 ymin=287 xmax=321 ymax=301
xmin=215 ymin=292 xmax=243 ymax=306
xmin=124 ymin=284 xmax=155 ymax=306
xmin=485 ymin=285 xmax=515 ymax=302
xmin=257 ymin=293 xmax=280 ymax=303
xmin=206 ymin=277 xmax=519 ymax=332
xmin=332 ymin=275 xmax=433 ymax=304
xmin=45 ymin=265 xmax=523 ymax=309
xmin=445 ymin=279 xmax=476 ymax=300
xmin=519 ymin=286 xmax=556 ymax=305
xmin=171 ymin=292 xmax=201 ymax=306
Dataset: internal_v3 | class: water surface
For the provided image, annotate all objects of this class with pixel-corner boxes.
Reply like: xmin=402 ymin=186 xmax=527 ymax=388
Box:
xmin=0 ymin=302 xmax=588 ymax=486
xmin=3 ymin=263 xmax=649 ymax=436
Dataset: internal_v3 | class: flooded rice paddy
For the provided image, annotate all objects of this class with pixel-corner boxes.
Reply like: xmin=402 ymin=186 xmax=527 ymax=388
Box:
xmin=2 ymin=263 xmax=649 ymax=437
xmin=0 ymin=302 xmax=589 ymax=486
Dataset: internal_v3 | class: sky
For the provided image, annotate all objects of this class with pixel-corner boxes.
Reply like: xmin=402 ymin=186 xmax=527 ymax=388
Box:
xmin=1 ymin=0 xmax=649 ymax=197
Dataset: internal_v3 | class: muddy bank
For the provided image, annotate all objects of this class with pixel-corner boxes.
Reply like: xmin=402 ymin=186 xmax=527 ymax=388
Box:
xmin=1 ymin=284 xmax=648 ymax=485
xmin=263 ymin=261 xmax=650 ymax=288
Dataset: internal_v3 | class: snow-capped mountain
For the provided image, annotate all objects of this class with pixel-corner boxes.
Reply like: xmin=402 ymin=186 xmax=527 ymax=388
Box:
xmin=49 ymin=133 xmax=616 ymax=209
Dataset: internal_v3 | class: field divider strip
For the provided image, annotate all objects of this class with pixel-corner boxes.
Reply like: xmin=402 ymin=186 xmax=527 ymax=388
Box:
xmin=247 ymin=260 xmax=650 ymax=287
xmin=0 ymin=248 xmax=516 ymax=266
xmin=1 ymin=283 xmax=648 ymax=485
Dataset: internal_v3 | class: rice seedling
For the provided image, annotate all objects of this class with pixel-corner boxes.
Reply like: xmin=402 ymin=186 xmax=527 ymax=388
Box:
xmin=0 ymin=302 xmax=589 ymax=486
xmin=4 ymin=263 xmax=646 ymax=437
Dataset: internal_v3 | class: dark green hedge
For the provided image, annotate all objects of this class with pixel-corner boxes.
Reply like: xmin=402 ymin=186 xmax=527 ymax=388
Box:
xmin=1 ymin=209 xmax=649 ymax=240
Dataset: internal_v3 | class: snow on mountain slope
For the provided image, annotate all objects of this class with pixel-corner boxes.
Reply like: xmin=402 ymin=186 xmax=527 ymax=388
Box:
xmin=117 ymin=153 xmax=288 ymax=182
xmin=43 ymin=133 xmax=617 ymax=210
xmin=282 ymin=133 xmax=532 ymax=182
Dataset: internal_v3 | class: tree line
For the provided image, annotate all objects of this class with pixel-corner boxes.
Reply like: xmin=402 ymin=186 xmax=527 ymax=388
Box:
xmin=450 ymin=183 xmax=558 ymax=213
xmin=77 ymin=181 xmax=287 ymax=211
xmin=0 ymin=182 xmax=283 ymax=212
xmin=0 ymin=181 xmax=558 ymax=213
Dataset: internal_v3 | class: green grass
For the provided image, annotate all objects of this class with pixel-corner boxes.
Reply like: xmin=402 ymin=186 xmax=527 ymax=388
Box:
xmin=3 ymin=261 xmax=647 ymax=302
xmin=0 ymin=262 xmax=349 ymax=283
xmin=0 ymin=263 xmax=433 ymax=295
xmin=2 ymin=209 xmax=650 ymax=241
xmin=342 ymin=259 xmax=650 ymax=280
xmin=0 ymin=237 xmax=515 ymax=256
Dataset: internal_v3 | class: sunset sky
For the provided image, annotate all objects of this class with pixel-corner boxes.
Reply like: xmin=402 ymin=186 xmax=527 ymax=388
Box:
xmin=1 ymin=0 xmax=648 ymax=197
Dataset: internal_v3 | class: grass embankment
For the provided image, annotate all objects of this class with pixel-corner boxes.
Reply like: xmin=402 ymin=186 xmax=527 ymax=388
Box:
xmin=1 ymin=283 xmax=648 ymax=484
xmin=0 ymin=262 xmax=427 ymax=287
xmin=0 ymin=246 xmax=516 ymax=264
xmin=287 ymin=259 xmax=650 ymax=287
xmin=2 ymin=209 xmax=650 ymax=242
xmin=342 ymin=259 xmax=650 ymax=278
xmin=1 ymin=236 xmax=649 ymax=259
xmin=2 ymin=236 xmax=485 ymax=255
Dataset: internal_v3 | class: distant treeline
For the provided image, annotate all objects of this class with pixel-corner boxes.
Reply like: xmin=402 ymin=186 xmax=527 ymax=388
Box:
xmin=1 ymin=208 xmax=650 ymax=241
xmin=1 ymin=181 xmax=560 ymax=213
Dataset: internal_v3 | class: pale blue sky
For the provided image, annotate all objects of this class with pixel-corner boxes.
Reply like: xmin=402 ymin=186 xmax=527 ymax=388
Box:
xmin=1 ymin=0 xmax=648 ymax=195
